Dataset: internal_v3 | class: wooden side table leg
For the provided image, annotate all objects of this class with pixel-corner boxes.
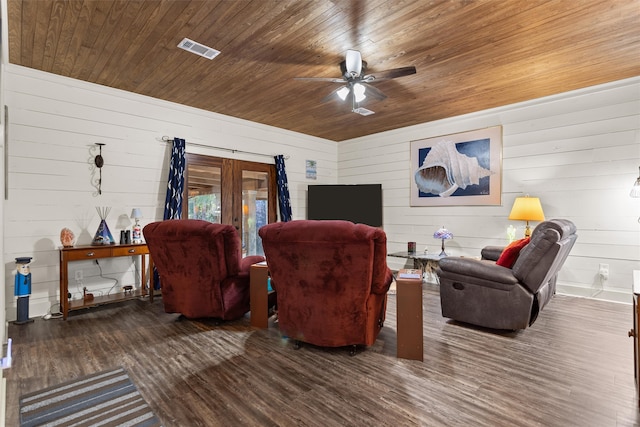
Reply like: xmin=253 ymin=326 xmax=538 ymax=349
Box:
xmin=149 ymin=256 xmax=155 ymax=303
xmin=396 ymin=274 xmax=423 ymax=361
xmin=60 ymin=253 xmax=69 ymax=320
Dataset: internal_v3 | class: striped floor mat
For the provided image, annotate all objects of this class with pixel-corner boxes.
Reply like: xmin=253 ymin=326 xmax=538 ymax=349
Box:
xmin=19 ymin=366 xmax=162 ymax=427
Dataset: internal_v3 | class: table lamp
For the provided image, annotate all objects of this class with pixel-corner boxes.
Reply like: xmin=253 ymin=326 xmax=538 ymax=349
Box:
xmin=433 ymin=226 xmax=453 ymax=256
xmin=131 ymin=208 xmax=143 ymax=243
xmin=509 ymin=195 xmax=545 ymax=238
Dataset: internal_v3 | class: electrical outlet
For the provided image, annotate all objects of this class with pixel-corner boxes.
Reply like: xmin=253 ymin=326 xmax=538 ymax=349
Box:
xmin=75 ymin=270 xmax=83 ymax=281
xmin=598 ymin=263 xmax=609 ymax=280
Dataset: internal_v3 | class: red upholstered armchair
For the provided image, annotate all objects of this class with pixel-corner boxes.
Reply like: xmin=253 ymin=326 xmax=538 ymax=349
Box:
xmin=258 ymin=220 xmax=394 ymax=354
xmin=143 ymin=219 xmax=265 ymax=320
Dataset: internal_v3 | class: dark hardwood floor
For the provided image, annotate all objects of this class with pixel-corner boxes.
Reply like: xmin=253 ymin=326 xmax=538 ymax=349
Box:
xmin=6 ymin=284 xmax=640 ymax=426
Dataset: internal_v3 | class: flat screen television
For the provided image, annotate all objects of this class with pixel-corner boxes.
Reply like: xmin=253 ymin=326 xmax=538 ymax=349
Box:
xmin=307 ymin=184 xmax=383 ymax=227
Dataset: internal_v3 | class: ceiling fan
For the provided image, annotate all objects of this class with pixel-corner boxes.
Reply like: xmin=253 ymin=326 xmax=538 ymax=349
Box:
xmin=294 ymin=49 xmax=417 ymax=115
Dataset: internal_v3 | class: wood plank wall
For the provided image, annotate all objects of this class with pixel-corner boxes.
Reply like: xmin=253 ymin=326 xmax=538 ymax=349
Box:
xmin=3 ymin=64 xmax=639 ymax=320
xmin=339 ymin=77 xmax=640 ymax=303
xmin=3 ymin=64 xmax=337 ymax=320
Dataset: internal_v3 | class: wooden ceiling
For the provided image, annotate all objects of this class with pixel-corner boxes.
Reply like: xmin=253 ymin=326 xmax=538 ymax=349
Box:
xmin=7 ymin=0 xmax=640 ymax=142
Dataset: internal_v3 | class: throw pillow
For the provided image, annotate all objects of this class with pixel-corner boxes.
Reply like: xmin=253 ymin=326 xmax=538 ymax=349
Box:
xmin=496 ymin=237 xmax=530 ymax=268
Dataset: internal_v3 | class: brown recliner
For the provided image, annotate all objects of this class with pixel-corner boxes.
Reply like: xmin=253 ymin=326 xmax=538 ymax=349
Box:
xmin=258 ymin=220 xmax=394 ymax=353
xmin=437 ymin=219 xmax=577 ymax=330
xmin=144 ymin=219 xmax=264 ymax=320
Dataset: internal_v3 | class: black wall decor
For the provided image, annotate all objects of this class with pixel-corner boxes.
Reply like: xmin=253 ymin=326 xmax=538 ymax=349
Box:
xmin=94 ymin=143 xmax=105 ymax=195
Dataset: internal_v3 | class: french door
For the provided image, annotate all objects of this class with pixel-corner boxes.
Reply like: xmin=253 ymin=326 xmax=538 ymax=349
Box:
xmin=182 ymin=154 xmax=277 ymax=256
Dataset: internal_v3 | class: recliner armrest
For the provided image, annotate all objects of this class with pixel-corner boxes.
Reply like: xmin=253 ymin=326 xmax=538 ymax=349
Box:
xmin=438 ymin=257 xmax=518 ymax=285
xmin=481 ymin=246 xmax=504 ymax=261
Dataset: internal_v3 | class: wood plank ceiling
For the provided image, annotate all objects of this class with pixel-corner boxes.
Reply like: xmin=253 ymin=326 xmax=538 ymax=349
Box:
xmin=7 ymin=0 xmax=640 ymax=142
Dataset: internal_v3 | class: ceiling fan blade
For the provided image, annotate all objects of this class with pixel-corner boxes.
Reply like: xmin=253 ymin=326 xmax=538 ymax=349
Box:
xmin=365 ymin=66 xmax=417 ymax=81
xmin=294 ymin=77 xmax=345 ymax=83
xmin=363 ymin=83 xmax=387 ymax=101
xmin=345 ymin=49 xmax=362 ymax=76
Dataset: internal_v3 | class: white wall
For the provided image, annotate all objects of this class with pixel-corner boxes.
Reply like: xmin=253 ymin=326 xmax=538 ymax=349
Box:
xmin=339 ymin=77 xmax=640 ymax=303
xmin=3 ymin=64 xmax=638 ymax=320
xmin=3 ymin=64 xmax=337 ymax=320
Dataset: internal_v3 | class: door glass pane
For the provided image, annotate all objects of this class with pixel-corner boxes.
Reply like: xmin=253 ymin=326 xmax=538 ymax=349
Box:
xmin=242 ymin=170 xmax=269 ymax=256
xmin=187 ymin=163 xmax=221 ymax=223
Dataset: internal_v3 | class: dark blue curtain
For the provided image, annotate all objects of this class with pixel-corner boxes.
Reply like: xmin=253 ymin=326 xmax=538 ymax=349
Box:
xmin=274 ymin=155 xmax=292 ymax=222
xmin=163 ymin=138 xmax=186 ymax=220
xmin=154 ymin=138 xmax=186 ymax=289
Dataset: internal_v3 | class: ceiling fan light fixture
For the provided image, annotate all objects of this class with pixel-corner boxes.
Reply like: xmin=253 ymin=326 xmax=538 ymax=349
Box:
xmin=353 ymin=83 xmax=366 ymax=102
xmin=336 ymin=86 xmax=350 ymax=101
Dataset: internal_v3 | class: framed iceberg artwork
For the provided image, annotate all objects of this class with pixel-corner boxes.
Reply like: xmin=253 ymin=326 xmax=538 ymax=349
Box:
xmin=410 ymin=126 xmax=502 ymax=206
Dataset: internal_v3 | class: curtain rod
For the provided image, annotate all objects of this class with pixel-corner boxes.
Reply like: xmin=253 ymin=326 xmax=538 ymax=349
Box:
xmin=161 ymin=136 xmax=289 ymax=160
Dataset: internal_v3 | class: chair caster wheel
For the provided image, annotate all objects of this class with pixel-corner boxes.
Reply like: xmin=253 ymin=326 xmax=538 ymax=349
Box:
xmin=293 ymin=340 xmax=302 ymax=350
xmin=349 ymin=345 xmax=358 ymax=356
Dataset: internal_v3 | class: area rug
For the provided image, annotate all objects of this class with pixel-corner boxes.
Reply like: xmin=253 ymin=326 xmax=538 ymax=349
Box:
xmin=19 ymin=366 xmax=162 ymax=427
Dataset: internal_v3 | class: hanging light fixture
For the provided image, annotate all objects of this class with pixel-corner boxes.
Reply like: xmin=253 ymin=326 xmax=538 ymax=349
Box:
xmin=630 ymin=166 xmax=640 ymax=198
xmin=630 ymin=166 xmax=640 ymax=224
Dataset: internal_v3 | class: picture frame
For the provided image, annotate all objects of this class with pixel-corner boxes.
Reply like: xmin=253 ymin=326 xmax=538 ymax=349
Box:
xmin=410 ymin=126 xmax=502 ymax=206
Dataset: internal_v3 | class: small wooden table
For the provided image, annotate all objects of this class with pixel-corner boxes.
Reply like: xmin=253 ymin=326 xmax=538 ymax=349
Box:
xmin=388 ymin=252 xmax=444 ymax=282
xmin=250 ymin=261 xmax=270 ymax=328
xmin=59 ymin=243 xmax=153 ymax=319
xmin=396 ymin=269 xmax=423 ymax=361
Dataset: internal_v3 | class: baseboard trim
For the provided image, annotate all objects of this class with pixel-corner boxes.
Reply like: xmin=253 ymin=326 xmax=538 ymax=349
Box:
xmin=556 ymin=283 xmax=630 ymax=304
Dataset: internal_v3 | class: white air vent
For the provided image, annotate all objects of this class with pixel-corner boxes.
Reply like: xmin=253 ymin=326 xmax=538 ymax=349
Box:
xmin=353 ymin=107 xmax=375 ymax=116
xmin=178 ymin=38 xmax=220 ymax=60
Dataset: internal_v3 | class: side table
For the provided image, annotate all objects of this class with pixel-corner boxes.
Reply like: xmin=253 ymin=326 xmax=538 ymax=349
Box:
xmin=396 ymin=269 xmax=423 ymax=361
xmin=250 ymin=261 xmax=270 ymax=328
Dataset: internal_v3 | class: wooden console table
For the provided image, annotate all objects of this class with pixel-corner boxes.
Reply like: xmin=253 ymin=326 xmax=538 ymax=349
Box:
xmin=59 ymin=243 xmax=153 ymax=319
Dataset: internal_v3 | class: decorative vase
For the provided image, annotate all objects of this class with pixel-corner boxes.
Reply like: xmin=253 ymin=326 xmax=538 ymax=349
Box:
xmin=60 ymin=228 xmax=75 ymax=248
xmin=92 ymin=206 xmax=115 ymax=245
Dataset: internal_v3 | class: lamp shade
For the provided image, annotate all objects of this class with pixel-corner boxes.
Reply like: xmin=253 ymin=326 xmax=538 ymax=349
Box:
xmin=353 ymin=83 xmax=366 ymax=102
xmin=508 ymin=196 xmax=545 ymax=221
xmin=631 ymin=167 xmax=640 ymax=198
xmin=336 ymin=86 xmax=349 ymax=101
xmin=433 ymin=227 xmax=453 ymax=240
xmin=130 ymin=208 xmax=143 ymax=220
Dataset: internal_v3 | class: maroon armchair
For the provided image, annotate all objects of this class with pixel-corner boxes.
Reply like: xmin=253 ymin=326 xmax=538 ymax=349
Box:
xmin=143 ymin=219 xmax=264 ymax=320
xmin=258 ymin=220 xmax=393 ymax=353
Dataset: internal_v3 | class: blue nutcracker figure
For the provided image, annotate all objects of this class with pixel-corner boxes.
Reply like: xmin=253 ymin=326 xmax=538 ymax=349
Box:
xmin=14 ymin=257 xmax=34 ymax=324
